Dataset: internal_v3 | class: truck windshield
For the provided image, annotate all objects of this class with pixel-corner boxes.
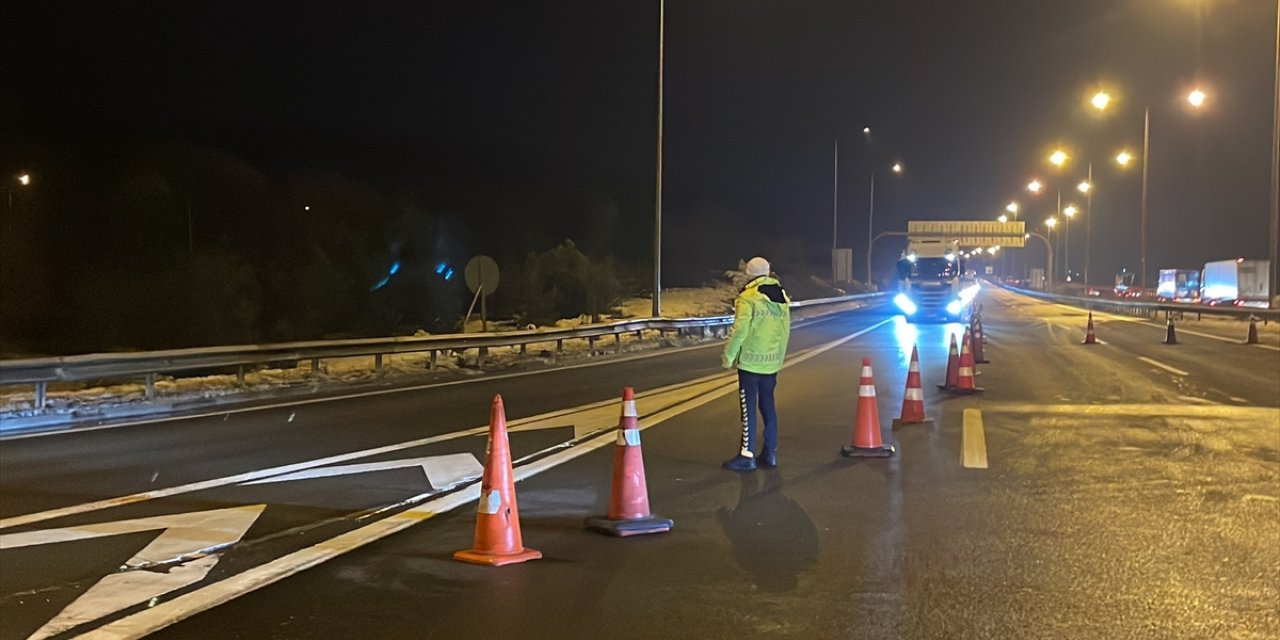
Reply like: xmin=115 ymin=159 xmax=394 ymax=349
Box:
xmin=912 ymin=257 xmax=957 ymax=280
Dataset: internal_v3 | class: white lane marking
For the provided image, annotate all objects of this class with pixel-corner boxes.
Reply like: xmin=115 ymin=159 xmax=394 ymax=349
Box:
xmin=961 ymin=408 xmax=988 ymax=469
xmin=1137 ymin=356 xmax=1190 ymax=377
xmin=0 ymin=317 xmax=896 ymax=531
xmin=3 ymin=305 xmax=885 ymax=442
xmin=241 ymin=453 xmax=482 ymax=490
xmin=1 ymin=505 xmax=265 ymax=640
xmin=76 ymin=317 xmax=897 ymax=640
xmin=983 ymin=403 xmax=1280 ymax=419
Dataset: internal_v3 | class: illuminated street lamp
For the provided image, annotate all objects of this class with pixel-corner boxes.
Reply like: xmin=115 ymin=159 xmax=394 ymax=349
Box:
xmin=1045 ymin=217 xmax=1057 ymax=229
xmin=1077 ymin=180 xmax=1091 ymax=194
xmin=1005 ymin=201 xmax=1019 ymax=217
xmin=1091 ymin=91 xmax=1112 ymax=111
xmin=891 ymin=162 xmax=903 ymax=174
xmin=998 ymin=214 xmax=1008 ymax=224
xmin=1049 ymin=149 xmax=1069 ymax=167
xmin=1187 ymin=88 xmax=1207 ymax=109
xmin=1027 ymin=180 xmax=1043 ymax=194
xmin=1115 ymin=150 xmax=1134 ymax=167
xmin=6 ymin=172 xmax=31 ymax=215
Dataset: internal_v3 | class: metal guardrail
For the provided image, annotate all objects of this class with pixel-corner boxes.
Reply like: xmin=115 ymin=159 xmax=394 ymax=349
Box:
xmin=998 ymin=283 xmax=1279 ymax=322
xmin=0 ymin=292 xmax=887 ymax=410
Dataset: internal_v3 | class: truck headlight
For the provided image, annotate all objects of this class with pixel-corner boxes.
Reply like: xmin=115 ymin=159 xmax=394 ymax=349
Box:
xmin=946 ymin=299 xmax=963 ymax=315
xmin=894 ymin=293 xmax=918 ymax=315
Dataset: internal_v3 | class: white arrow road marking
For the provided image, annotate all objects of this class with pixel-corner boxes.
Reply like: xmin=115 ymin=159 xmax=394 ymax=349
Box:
xmin=0 ymin=504 xmax=265 ymax=640
xmin=240 ymin=453 xmax=482 ymax=490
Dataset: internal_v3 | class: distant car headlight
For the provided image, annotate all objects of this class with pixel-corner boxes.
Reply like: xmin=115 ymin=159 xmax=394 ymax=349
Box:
xmin=946 ymin=299 xmax=963 ymax=315
xmin=894 ymin=293 xmax=918 ymax=315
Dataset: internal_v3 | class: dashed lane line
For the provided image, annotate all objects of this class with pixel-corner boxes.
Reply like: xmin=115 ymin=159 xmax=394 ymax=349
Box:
xmin=1136 ymin=356 xmax=1190 ymax=377
xmin=961 ymin=408 xmax=988 ymax=469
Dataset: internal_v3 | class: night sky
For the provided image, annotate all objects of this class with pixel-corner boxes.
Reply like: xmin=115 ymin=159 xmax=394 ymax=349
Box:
xmin=4 ymin=0 xmax=1276 ymax=286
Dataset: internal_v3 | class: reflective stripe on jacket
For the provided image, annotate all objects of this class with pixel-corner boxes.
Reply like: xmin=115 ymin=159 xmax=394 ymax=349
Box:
xmin=722 ymin=276 xmax=791 ymax=374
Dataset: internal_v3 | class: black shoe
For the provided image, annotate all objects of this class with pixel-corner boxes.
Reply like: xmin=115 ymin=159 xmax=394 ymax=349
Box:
xmin=722 ymin=455 xmax=757 ymax=472
xmin=757 ymin=451 xmax=777 ymax=468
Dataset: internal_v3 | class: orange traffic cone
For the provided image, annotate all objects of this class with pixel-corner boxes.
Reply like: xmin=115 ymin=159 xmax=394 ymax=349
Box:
xmin=841 ymin=357 xmax=895 ymax=458
xmin=892 ymin=345 xmax=933 ymax=427
xmin=454 ymin=395 xmax=542 ymax=566
xmin=1245 ymin=317 xmax=1259 ymax=344
xmin=971 ymin=319 xmax=989 ymax=364
xmin=1163 ymin=318 xmax=1178 ymax=345
xmin=937 ymin=333 xmax=960 ymax=390
xmin=585 ymin=388 xmax=673 ymax=537
xmin=1082 ymin=312 xmax=1098 ymax=345
xmin=946 ymin=330 xmax=985 ymax=395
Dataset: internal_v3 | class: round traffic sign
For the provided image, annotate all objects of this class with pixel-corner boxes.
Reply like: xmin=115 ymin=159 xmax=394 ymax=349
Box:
xmin=465 ymin=255 xmax=500 ymax=296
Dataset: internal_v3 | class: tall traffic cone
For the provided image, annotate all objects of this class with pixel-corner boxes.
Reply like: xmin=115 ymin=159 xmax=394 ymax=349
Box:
xmin=1082 ymin=312 xmax=1098 ymax=345
xmin=937 ymin=333 xmax=960 ymax=390
xmin=1163 ymin=318 xmax=1178 ymax=345
xmin=971 ymin=319 xmax=989 ymax=364
xmin=454 ymin=395 xmax=542 ymax=566
xmin=585 ymin=388 xmax=673 ymax=537
xmin=946 ymin=330 xmax=985 ymax=395
xmin=1245 ymin=317 xmax=1259 ymax=344
xmin=841 ymin=358 xmax=895 ymax=458
xmin=892 ymin=345 xmax=933 ymax=427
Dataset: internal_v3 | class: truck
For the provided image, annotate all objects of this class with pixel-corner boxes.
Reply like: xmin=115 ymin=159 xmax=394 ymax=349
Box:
xmin=1200 ymin=259 xmax=1271 ymax=308
xmin=893 ymin=238 xmax=979 ymax=322
xmin=1156 ymin=269 xmax=1200 ymax=303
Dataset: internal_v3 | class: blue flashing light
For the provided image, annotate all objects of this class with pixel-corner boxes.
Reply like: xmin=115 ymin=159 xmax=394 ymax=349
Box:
xmin=389 ymin=261 xmax=400 ymax=275
xmin=444 ymin=268 xmax=454 ymax=281
xmin=371 ymin=276 xmax=390 ymax=291
xmin=435 ymin=262 xmax=446 ymax=274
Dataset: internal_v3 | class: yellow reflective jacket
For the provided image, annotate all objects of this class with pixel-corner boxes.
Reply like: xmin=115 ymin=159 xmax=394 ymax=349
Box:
xmin=722 ymin=276 xmax=791 ymax=374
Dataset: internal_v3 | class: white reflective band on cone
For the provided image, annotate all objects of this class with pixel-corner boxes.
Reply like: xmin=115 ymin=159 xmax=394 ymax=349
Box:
xmin=617 ymin=429 xmax=641 ymax=447
xmin=905 ymin=387 xmax=924 ymax=400
xmin=861 ymin=366 xmax=873 ymax=377
xmin=958 ymin=367 xmax=973 ymax=377
xmin=909 ymin=361 xmax=920 ymax=372
xmin=859 ymin=384 xmax=876 ymax=397
xmin=622 ymin=400 xmax=637 ymax=417
xmin=478 ymin=490 xmax=502 ymax=515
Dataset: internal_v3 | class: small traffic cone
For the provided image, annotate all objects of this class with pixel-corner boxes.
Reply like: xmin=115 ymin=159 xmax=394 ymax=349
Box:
xmin=585 ymin=388 xmax=673 ymax=537
xmin=841 ymin=358 xmax=895 ymax=458
xmin=1082 ymin=312 xmax=1098 ymax=345
xmin=1245 ymin=317 xmax=1259 ymax=344
xmin=1163 ymin=319 xmax=1178 ymax=345
xmin=946 ymin=331 xmax=985 ymax=395
xmin=454 ymin=395 xmax=542 ymax=566
xmin=892 ymin=345 xmax=933 ymax=427
xmin=937 ymin=333 xmax=960 ymax=390
xmin=971 ymin=319 xmax=989 ymax=364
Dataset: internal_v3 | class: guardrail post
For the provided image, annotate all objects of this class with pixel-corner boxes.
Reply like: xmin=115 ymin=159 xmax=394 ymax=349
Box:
xmin=374 ymin=354 xmax=383 ymax=373
xmin=635 ymin=330 xmax=643 ymax=340
xmin=34 ymin=382 xmax=46 ymax=411
xmin=701 ymin=326 xmax=708 ymax=339
xmin=311 ymin=358 xmax=321 ymax=377
xmin=557 ymin=339 xmax=564 ymax=353
xmin=614 ymin=333 xmax=622 ymax=353
xmin=587 ymin=336 xmax=597 ymax=355
xmin=428 ymin=350 xmax=437 ymax=370
xmin=145 ymin=373 xmax=156 ymax=401
xmin=478 ymin=347 xmax=488 ymax=365
xmin=236 ymin=365 xmax=246 ymax=387
xmin=519 ymin=343 xmax=527 ymax=355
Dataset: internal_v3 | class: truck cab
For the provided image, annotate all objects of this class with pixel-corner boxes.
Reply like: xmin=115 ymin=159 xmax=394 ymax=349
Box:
xmin=894 ymin=239 xmax=978 ymax=323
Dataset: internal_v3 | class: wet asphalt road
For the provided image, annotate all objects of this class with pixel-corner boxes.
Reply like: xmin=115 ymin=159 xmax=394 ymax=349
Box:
xmin=2 ymin=288 xmax=1277 ymax=639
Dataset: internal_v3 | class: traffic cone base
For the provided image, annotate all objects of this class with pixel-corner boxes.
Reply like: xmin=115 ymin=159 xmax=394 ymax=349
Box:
xmin=892 ymin=416 xmax=934 ymax=427
xmin=453 ymin=547 xmax=543 ymax=567
xmin=585 ymin=514 xmax=673 ymax=537
xmin=841 ymin=443 xmax=896 ymax=458
xmin=585 ymin=388 xmax=672 ymax=538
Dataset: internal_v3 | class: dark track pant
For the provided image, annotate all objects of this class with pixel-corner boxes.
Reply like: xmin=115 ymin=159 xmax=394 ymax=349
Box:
xmin=737 ymin=370 xmax=778 ymax=457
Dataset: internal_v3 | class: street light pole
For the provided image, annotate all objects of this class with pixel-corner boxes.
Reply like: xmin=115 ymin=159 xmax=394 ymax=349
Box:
xmin=866 ymin=171 xmax=875 ymax=285
xmin=1270 ymin=0 xmax=1279 ymax=305
xmin=832 ymin=139 xmax=839 ymax=284
xmin=1140 ymin=106 xmax=1151 ymax=294
xmin=652 ymin=0 xmax=665 ymax=318
xmin=1084 ymin=162 xmax=1093 ymax=289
